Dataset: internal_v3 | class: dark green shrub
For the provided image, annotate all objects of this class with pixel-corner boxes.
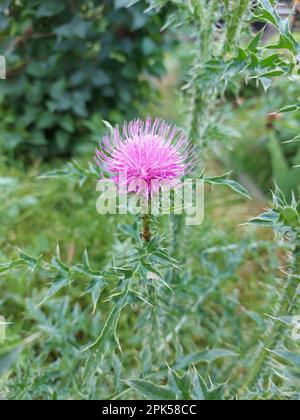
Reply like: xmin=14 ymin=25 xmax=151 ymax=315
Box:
xmin=0 ymin=0 xmax=167 ymax=159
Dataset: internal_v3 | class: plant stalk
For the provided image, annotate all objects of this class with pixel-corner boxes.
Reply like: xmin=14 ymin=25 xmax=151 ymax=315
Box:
xmin=142 ymin=214 xmax=151 ymax=242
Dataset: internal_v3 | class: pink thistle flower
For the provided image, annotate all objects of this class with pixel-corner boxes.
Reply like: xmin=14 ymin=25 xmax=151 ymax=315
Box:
xmin=95 ymin=118 xmax=195 ymax=196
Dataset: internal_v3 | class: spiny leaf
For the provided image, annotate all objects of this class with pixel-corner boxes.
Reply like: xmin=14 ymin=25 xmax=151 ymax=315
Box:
xmin=0 ymin=251 xmax=41 ymax=274
xmin=268 ymin=349 xmax=300 ymax=369
xmin=257 ymin=0 xmax=281 ymax=26
xmin=39 ymin=160 xmax=97 ymax=187
xmin=193 ymin=373 xmax=228 ymax=401
xmin=248 ymin=210 xmax=280 ymax=227
xmin=173 ymin=348 xmax=237 ymax=370
xmin=82 ymin=276 xmax=106 ymax=314
xmin=168 ymin=368 xmax=191 ymax=400
xmin=83 ymin=282 xmax=131 ymax=352
xmin=277 ymin=102 xmax=300 ymax=114
xmin=38 ymin=274 xmax=70 ymax=307
xmin=204 ymin=173 xmax=251 ymax=199
xmin=0 ymin=260 xmax=24 ymax=273
xmin=124 ymin=379 xmax=176 ymax=400
xmin=19 ymin=251 xmax=42 ymax=272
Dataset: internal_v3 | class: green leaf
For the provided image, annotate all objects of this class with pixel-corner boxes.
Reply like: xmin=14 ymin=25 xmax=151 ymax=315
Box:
xmin=50 ymin=79 xmax=67 ymax=101
xmin=83 ymin=283 xmax=131 ymax=352
xmin=82 ymin=276 xmax=106 ymax=314
xmin=257 ymin=69 xmax=286 ymax=78
xmin=267 ymin=315 xmax=296 ymax=326
xmin=277 ymin=103 xmax=300 ymax=113
xmin=36 ymin=1 xmax=65 ymax=17
xmin=283 ymin=135 xmax=300 ymax=144
xmin=58 ymin=115 xmax=75 ymax=133
xmin=38 ymin=248 xmax=71 ymax=306
xmin=125 ymin=379 xmax=176 ymax=400
xmin=168 ymin=369 xmax=191 ymax=400
xmin=39 ymin=274 xmax=70 ymax=306
xmin=74 ymin=251 xmax=107 ymax=312
xmin=0 ymin=259 xmax=24 ymax=273
xmin=0 ymin=346 xmax=22 ymax=377
xmin=247 ymin=30 xmax=263 ymax=52
xmin=257 ymin=0 xmax=280 ymax=26
xmin=193 ymin=373 xmax=227 ymax=401
xmin=248 ymin=210 xmax=280 ymax=227
xmin=102 ymin=120 xmax=115 ymax=136
xmin=19 ymin=251 xmax=41 ymax=272
xmin=55 ymin=17 xmax=91 ymax=39
xmin=173 ymin=349 xmax=237 ymax=370
xmin=281 ymin=206 xmax=299 ymax=227
xmin=140 ymin=260 xmax=173 ymax=292
xmin=26 ymin=63 xmax=48 ymax=78
xmin=204 ymin=174 xmax=251 ymax=199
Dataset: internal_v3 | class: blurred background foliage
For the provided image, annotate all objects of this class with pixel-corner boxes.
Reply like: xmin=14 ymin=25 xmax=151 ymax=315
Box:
xmin=226 ymin=76 xmax=300 ymax=199
xmin=0 ymin=0 xmax=169 ymax=159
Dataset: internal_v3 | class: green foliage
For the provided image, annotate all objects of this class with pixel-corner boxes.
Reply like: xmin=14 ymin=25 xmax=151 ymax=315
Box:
xmin=204 ymin=172 xmax=251 ymax=199
xmin=1 ymin=0 xmax=300 ymax=401
xmin=249 ymin=186 xmax=300 ymax=236
xmin=125 ymin=364 xmax=232 ymax=400
xmin=1 ymin=155 xmax=281 ymax=399
xmin=226 ymin=75 xmax=300 ymax=199
xmin=0 ymin=0 xmax=167 ymax=159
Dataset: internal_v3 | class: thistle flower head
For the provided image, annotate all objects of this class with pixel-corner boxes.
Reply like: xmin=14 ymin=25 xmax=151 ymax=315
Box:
xmin=95 ymin=118 xmax=195 ymax=195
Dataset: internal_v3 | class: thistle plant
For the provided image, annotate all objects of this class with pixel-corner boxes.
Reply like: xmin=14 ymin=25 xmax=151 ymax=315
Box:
xmin=2 ymin=0 xmax=300 ymax=401
xmin=94 ymin=117 xmax=195 ymax=241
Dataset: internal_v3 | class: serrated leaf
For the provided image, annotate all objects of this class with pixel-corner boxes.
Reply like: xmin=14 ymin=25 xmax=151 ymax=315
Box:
xmin=194 ymin=374 xmax=227 ymax=401
xmin=83 ymin=283 xmax=131 ymax=351
xmin=125 ymin=379 xmax=176 ymax=400
xmin=267 ymin=315 xmax=296 ymax=326
xmin=83 ymin=276 xmax=106 ymax=314
xmin=204 ymin=174 xmax=250 ymax=199
xmin=19 ymin=251 xmax=41 ymax=272
xmin=173 ymin=349 xmax=237 ymax=370
xmin=257 ymin=0 xmax=280 ymax=26
xmin=248 ymin=210 xmax=280 ymax=226
xmin=268 ymin=349 xmax=300 ymax=368
xmin=168 ymin=368 xmax=191 ymax=400
xmin=247 ymin=30 xmax=263 ymax=52
xmin=0 ymin=260 xmax=24 ymax=273
xmin=38 ymin=274 xmax=70 ymax=306
xmin=277 ymin=103 xmax=300 ymax=113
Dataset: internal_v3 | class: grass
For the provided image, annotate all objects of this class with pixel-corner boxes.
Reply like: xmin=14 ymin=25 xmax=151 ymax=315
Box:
xmin=0 ymin=151 xmax=285 ymax=399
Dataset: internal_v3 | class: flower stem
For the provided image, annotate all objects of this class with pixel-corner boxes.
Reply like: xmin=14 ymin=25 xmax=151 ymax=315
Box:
xmin=142 ymin=214 xmax=151 ymax=242
xmin=240 ymin=244 xmax=300 ymax=395
xmin=149 ymin=281 xmax=159 ymax=361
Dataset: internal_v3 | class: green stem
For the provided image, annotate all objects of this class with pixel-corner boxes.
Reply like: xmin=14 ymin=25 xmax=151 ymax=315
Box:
xmin=142 ymin=214 xmax=151 ymax=242
xmin=150 ymin=282 xmax=159 ymax=356
xmin=240 ymin=245 xmax=300 ymax=395
xmin=224 ymin=0 xmax=250 ymax=53
xmin=142 ymin=198 xmax=152 ymax=242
